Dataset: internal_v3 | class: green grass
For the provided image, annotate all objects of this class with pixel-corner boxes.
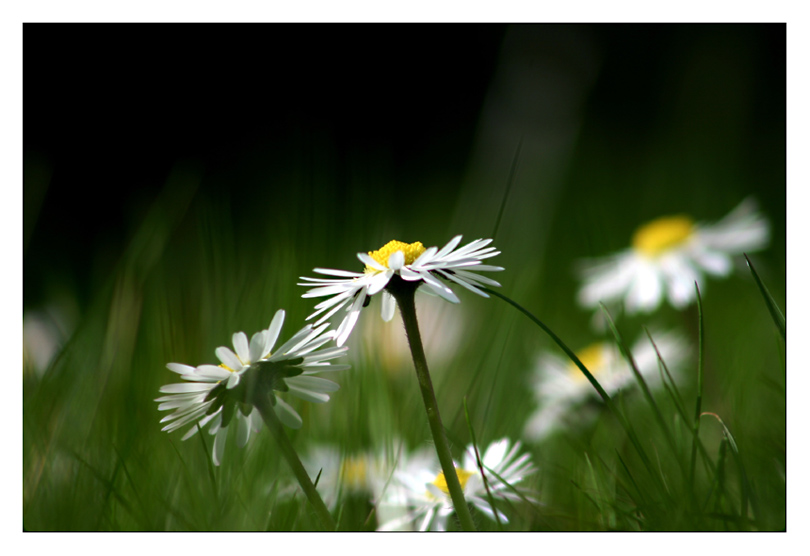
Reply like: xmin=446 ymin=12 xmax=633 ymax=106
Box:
xmin=22 ymin=155 xmax=785 ymax=530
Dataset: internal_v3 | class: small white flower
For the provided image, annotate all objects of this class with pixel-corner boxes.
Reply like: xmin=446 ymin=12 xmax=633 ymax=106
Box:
xmin=156 ymin=310 xmax=348 ymax=465
xmin=523 ymin=330 xmax=688 ymax=442
xmin=299 ymin=235 xmax=503 ymax=346
xmin=577 ymin=198 xmax=769 ymax=316
xmin=377 ymin=438 xmax=536 ymax=531
xmin=302 ymin=446 xmax=394 ymax=510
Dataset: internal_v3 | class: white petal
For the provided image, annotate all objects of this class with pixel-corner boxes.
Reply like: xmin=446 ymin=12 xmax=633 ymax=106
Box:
xmin=381 ymin=291 xmax=397 ymax=321
xmin=232 ymin=332 xmax=250 ymax=363
xmin=215 ymin=346 xmax=243 ymax=371
xmin=166 ymin=363 xmax=196 ymax=375
xmin=212 ymin=426 xmax=227 ymax=466
xmin=237 ymin=413 xmax=251 ymax=448
xmin=265 ymin=310 xmax=286 ymax=353
xmin=357 ymin=252 xmax=386 ymax=271
xmin=274 ymin=397 xmax=303 ymax=429
xmin=159 ymin=382 xmax=216 ymax=394
xmin=388 ymin=250 xmax=405 ymax=270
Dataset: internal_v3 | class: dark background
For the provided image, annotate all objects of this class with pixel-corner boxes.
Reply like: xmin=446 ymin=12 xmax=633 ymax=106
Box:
xmin=23 ymin=24 xmax=786 ymax=310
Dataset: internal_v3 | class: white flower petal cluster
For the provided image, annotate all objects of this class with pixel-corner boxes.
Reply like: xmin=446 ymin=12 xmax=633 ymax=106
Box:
xmin=299 ymin=235 xmax=503 ymax=346
xmin=523 ymin=330 xmax=687 ymax=442
xmin=577 ymin=198 xmax=769 ymax=316
xmin=377 ymin=438 xmax=535 ymax=531
xmin=156 ymin=310 xmax=348 ymax=465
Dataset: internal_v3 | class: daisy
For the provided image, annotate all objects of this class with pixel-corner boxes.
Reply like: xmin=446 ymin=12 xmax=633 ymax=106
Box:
xmin=377 ymin=438 xmax=536 ymax=531
xmin=299 ymin=235 xmax=503 ymax=346
xmin=577 ymin=198 xmax=769 ymax=316
xmin=302 ymin=445 xmax=397 ymax=509
xmin=523 ymin=330 xmax=687 ymax=442
xmin=156 ymin=310 xmax=349 ymax=465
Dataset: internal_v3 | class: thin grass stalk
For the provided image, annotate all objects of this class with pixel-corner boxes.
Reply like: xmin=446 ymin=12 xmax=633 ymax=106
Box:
xmin=600 ymin=305 xmax=684 ymax=477
xmin=463 ymin=398 xmax=503 ymax=530
xmin=253 ymin=396 xmax=336 ymax=531
xmin=390 ymin=284 xmax=477 ymax=532
xmin=689 ymin=283 xmax=705 ymax=502
xmin=482 ymin=287 xmax=658 ymax=483
xmin=744 ymin=253 xmax=785 ymax=340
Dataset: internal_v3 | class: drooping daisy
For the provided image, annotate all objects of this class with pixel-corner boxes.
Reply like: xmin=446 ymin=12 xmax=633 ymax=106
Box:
xmin=377 ymin=438 xmax=536 ymax=531
xmin=523 ymin=330 xmax=687 ymax=442
xmin=577 ymin=198 xmax=769 ymax=316
xmin=299 ymin=235 xmax=503 ymax=346
xmin=156 ymin=310 xmax=349 ymax=465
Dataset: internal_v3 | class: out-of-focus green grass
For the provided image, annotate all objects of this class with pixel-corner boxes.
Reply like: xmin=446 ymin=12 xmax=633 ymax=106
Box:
xmin=23 ymin=26 xmax=785 ymax=531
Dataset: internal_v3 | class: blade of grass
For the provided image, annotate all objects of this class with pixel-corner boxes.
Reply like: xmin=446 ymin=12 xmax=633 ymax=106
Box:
xmin=601 ymin=305 xmax=683 ymax=476
xmin=490 ymin=138 xmax=522 ymax=241
xmin=463 ymin=398 xmax=504 ymax=530
xmin=701 ymin=412 xmax=755 ymax=529
xmin=689 ymin=282 xmax=705 ymax=501
xmin=744 ymin=254 xmax=785 ymax=340
xmin=483 ymin=287 xmax=659 ymax=486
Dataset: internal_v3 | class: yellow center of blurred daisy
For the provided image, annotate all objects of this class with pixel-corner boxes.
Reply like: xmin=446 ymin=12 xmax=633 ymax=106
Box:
xmin=432 ymin=468 xmax=474 ymax=495
xmin=631 ymin=215 xmax=695 ymax=257
xmin=568 ymin=343 xmax=605 ymax=382
xmin=366 ymin=240 xmax=426 ymax=271
xmin=339 ymin=456 xmax=369 ymax=490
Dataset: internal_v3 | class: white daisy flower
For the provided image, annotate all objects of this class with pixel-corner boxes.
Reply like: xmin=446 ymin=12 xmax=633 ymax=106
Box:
xmin=156 ymin=310 xmax=349 ymax=466
xmin=577 ymin=198 xmax=769 ymax=316
xmin=523 ymin=330 xmax=688 ymax=442
xmin=302 ymin=446 xmax=394 ymax=509
xmin=377 ymin=438 xmax=536 ymax=531
xmin=299 ymin=235 xmax=503 ymax=346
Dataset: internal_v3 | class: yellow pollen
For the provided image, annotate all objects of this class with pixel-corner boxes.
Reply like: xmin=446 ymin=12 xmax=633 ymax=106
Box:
xmin=568 ymin=343 xmax=605 ymax=382
xmin=339 ymin=456 xmax=369 ymax=490
xmin=366 ymin=240 xmax=426 ymax=271
xmin=631 ymin=215 xmax=695 ymax=257
xmin=432 ymin=468 xmax=474 ymax=495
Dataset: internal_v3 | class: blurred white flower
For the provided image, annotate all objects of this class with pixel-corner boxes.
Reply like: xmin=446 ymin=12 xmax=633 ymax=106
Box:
xmin=302 ymin=445 xmax=396 ymax=510
xmin=377 ymin=438 xmax=536 ymax=531
xmin=156 ymin=310 xmax=348 ymax=466
xmin=523 ymin=330 xmax=688 ymax=442
xmin=577 ymin=198 xmax=769 ymax=316
xmin=299 ymin=235 xmax=503 ymax=346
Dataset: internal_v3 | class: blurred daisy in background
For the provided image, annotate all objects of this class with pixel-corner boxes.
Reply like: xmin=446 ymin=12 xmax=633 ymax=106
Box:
xmin=577 ymin=198 xmax=769 ymax=318
xmin=156 ymin=310 xmax=348 ymax=465
xmin=301 ymin=444 xmax=408 ymax=520
xmin=524 ymin=330 xmax=688 ymax=442
xmin=377 ymin=438 xmax=536 ymax=531
xmin=354 ymin=291 xmax=467 ymax=377
xmin=299 ymin=235 xmax=503 ymax=346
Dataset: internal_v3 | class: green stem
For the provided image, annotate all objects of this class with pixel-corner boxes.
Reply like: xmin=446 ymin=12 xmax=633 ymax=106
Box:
xmin=253 ymin=395 xmax=337 ymax=531
xmin=389 ymin=282 xmax=477 ymax=532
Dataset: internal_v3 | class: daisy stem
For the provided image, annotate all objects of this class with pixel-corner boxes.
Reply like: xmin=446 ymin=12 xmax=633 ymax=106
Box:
xmin=390 ymin=283 xmax=477 ymax=532
xmin=253 ymin=396 xmax=337 ymax=531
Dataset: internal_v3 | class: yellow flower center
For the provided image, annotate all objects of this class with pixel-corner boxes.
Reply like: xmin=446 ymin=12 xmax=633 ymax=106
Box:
xmin=366 ymin=240 xmax=426 ymax=271
xmin=568 ymin=343 xmax=606 ymax=382
xmin=339 ymin=456 xmax=369 ymax=491
xmin=432 ymin=468 xmax=475 ymax=495
xmin=631 ymin=215 xmax=695 ymax=257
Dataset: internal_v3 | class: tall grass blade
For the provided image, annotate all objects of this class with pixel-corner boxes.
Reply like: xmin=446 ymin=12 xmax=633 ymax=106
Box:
xmin=689 ymin=282 xmax=705 ymax=499
xmin=483 ymin=287 xmax=659 ymax=487
xmin=744 ymin=254 xmax=785 ymax=340
xmin=463 ymin=398 xmax=504 ymax=529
